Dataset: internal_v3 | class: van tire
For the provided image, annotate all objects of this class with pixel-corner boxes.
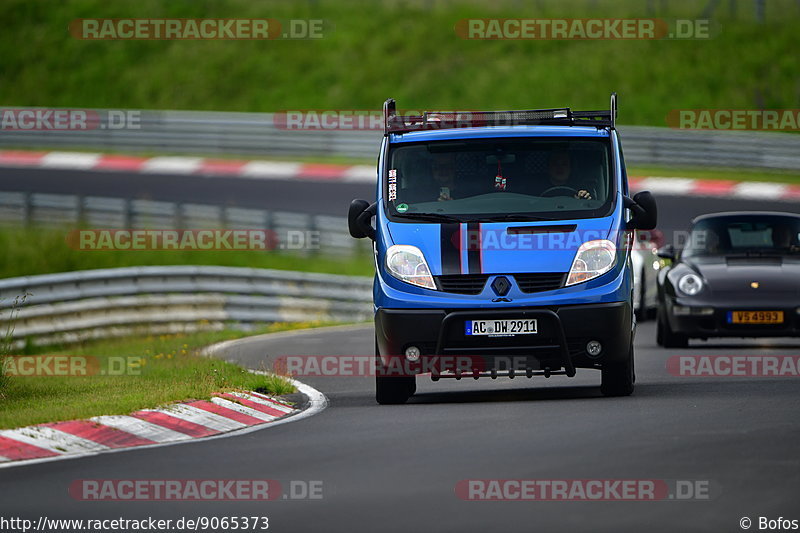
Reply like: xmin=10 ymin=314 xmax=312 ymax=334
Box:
xmin=375 ymin=339 xmax=415 ymax=405
xmin=634 ymin=266 xmax=648 ymax=322
xmin=657 ymin=308 xmax=688 ymax=348
xmin=601 ymin=342 xmax=635 ymax=397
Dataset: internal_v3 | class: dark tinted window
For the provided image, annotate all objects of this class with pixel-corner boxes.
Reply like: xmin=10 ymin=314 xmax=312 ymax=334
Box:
xmin=684 ymin=215 xmax=800 ymax=256
xmin=386 ymin=138 xmax=613 ymax=221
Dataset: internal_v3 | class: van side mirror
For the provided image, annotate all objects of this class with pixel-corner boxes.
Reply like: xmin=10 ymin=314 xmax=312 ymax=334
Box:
xmin=657 ymin=244 xmax=676 ymax=261
xmin=624 ymin=191 xmax=657 ymax=231
xmin=348 ymin=199 xmax=376 ymax=240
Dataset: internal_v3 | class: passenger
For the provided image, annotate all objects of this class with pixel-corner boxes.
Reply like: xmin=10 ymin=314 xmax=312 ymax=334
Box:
xmin=431 ymin=152 xmax=458 ymax=201
xmin=533 ymin=149 xmax=594 ymax=200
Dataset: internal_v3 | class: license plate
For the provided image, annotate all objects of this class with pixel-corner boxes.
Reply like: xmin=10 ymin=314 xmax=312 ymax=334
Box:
xmin=465 ymin=319 xmax=538 ymax=336
xmin=727 ymin=310 xmax=784 ymax=324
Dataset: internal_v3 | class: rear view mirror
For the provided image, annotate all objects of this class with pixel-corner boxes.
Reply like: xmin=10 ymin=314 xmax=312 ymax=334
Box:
xmin=348 ymin=199 xmax=376 ymax=240
xmin=657 ymin=244 xmax=676 ymax=261
xmin=625 ymin=191 xmax=657 ymax=231
xmin=485 ymin=154 xmax=516 ymax=164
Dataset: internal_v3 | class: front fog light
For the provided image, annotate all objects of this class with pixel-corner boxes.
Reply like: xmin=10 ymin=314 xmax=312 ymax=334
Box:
xmin=404 ymin=346 xmax=421 ymax=362
xmin=674 ymin=305 xmax=714 ymax=316
xmin=586 ymin=340 xmax=602 ymax=358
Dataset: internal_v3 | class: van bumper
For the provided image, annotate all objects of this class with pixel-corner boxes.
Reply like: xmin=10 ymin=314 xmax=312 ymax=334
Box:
xmin=375 ymin=301 xmax=632 ymax=373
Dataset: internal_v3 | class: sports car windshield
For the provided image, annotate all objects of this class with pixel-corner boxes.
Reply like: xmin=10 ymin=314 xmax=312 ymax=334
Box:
xmin=386 ymin=138 xmax=613 ymax=221
xmin=684 ymin=215 xmax=800 ymax=257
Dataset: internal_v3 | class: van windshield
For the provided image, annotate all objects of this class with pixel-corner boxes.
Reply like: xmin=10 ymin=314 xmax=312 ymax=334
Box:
xmin=386 ymin=137 xmax=614 ymax=222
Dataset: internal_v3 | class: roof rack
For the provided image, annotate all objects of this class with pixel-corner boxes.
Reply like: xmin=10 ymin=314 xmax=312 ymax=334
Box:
xmin=383 ymin=92 xmax=617 ymax=135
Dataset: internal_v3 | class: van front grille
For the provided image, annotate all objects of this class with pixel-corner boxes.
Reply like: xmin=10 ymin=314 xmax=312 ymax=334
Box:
xmin=434 ymin=273 xmax=565 ymax=295
xmin=513 ymin=273 xmax=566 ymax=293
xmin=435 ymin=275 xmax=489 ymax=295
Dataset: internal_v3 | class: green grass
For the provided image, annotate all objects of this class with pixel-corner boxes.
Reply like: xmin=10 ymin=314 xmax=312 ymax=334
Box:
xmin=628 ymin=165 xmax=800 ymax=184
xmin=0 ymin=321 xmax=333 ymax=430
xmin=0 ymin=294 xmax=29 ymax=394
xmin=0 ymin=226 xmax=374 ymax=279
xmin=0 ymin=0 xmax=797 ymax=128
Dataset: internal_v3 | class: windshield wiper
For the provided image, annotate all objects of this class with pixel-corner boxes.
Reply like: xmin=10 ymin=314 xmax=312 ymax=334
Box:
xmin=474 ymin=214 xmax=556 ymax=222
xmin=392 ymin=212 xmax=463 ymax=224
xmin=728 ymin=249 xmax=791 ymax=257
xmin=392 ymin=212 xmax=556 ymax=224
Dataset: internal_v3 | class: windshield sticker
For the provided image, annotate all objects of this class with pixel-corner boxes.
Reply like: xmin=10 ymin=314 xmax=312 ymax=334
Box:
xmin=396 ymin=203 xmax=409 ymax=213
xmin=388 ymin=169 xmax=397 ymax=201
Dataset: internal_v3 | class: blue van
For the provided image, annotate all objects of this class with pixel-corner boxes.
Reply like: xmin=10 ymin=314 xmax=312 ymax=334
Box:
xmin=349 ymin=94 xmax=657 ymax=404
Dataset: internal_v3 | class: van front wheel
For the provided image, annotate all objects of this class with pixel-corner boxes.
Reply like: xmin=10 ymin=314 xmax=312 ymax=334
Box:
xmin=375 ymin=339 xmax=415 ymax=405
xmin=600 ymin=342 xmax=635 ymax=397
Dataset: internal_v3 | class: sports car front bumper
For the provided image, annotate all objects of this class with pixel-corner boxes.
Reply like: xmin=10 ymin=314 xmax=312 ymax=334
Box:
xmin=665 ymin=298 xmax=800 ymax=338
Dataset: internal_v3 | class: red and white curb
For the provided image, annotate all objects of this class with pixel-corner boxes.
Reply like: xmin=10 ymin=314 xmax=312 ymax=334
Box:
xmin=2 ymin=149 xmax=799 ymax=201
xmin=0 ymin=150 xmax=375 ymax=183
xmin=0 ymin=380 xmax=327 ymax=469
xmin=628 ymin=176 xmax=800 ymax=202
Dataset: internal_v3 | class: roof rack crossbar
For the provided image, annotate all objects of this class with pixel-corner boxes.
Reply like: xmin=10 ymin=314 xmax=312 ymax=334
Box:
xmin=383 ymin=93 xmax=617 ymax=135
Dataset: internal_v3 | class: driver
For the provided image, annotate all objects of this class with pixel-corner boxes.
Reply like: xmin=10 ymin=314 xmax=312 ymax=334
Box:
xmin=535 ymin=149 xmax=594 ymax=200
xmin=772 ymin=224 xmax=797 ymax=249
xmin=701 ymin=227 xmax=722 ymax=254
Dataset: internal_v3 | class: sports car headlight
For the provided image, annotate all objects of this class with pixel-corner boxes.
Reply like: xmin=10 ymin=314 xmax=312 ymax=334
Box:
xmin=677 ymin=273 xmax=704 ymax=296
xmin=566 ymin=240 xmax=617 ymax=286
xmin=385 ymin=245 xmax=436 ymax=290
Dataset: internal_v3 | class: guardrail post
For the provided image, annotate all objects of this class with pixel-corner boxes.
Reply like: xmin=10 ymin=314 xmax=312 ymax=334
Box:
xmin=22 ymin=191 xmax=31 ymax=227
xmin=755 ymin=0 xmax=765 ymax=23
xmin=124 ymin=198 xmax=133 ymax=228
xmin=263 ymin=210 xmax=273 ymax=251
xmin=77 ymin=195 xmax=86 ymax=226
xmin=176 ymin=201 xmax=185 ymax=229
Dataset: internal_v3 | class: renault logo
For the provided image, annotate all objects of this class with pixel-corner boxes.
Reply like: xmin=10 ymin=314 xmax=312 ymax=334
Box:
xmin=750 ymin=281 xmax=759 ymax=289
xmin=491 ymin=276 xmax=511 ymax=296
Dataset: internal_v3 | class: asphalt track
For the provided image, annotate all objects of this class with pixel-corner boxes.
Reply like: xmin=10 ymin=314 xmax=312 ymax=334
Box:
xmin=1 ymin=167 xmax=799 ymax=532
xmin=0 ymin=167 xmax=370 ymax=216
xmin=2 ymin=323 xmax=799 ymax=532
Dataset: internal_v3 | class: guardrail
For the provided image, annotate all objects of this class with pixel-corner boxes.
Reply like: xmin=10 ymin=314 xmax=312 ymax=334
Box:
xmin=1 ymin=107 xmax=799 ymax=171
xmin=0 ymin=266 xmax=373 ymax=347
xmin=0 ymin=191 xmax=367 ymax=256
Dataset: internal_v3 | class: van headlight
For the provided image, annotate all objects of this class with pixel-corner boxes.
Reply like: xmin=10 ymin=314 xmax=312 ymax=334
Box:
xmin=385 ymin=245 xmax=436 ymax=290
xmin=677 ymin=273 xmax=704 ymax=296
xmin=566 ymin=240 xmax=617 ymax=286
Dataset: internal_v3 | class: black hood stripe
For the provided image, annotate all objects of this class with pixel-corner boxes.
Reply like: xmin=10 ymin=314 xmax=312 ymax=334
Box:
xmin=440 ymin=223 xmax=461 ymax=275
xmin=467 ymin=221 xmax=482 ymax=274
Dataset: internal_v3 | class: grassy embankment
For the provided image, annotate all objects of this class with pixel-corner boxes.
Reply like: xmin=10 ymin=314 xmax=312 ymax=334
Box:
xmin=0 ymin=322 xmax=331 ymax=430
xmin=0 ymin=225 xmax=371 ymax=429
xmin=0 ymin=0 xmax=797 ymax=181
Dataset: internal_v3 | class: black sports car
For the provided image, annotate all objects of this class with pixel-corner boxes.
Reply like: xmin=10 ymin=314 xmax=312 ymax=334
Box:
xmin=656 ymin=211 xmax=800 ymax=348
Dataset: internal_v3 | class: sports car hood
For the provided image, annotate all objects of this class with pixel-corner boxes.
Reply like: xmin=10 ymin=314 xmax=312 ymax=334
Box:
xmin=385 ymin=217 xmax=615 ymax=276
xmin=684 ymin=255 xmax=800 ymax=295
